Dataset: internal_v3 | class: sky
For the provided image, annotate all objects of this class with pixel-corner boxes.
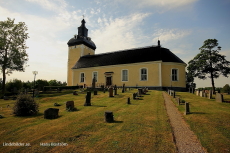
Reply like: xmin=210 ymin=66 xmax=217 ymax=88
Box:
xmin=0 ymin=0 xmax=230 ymax=88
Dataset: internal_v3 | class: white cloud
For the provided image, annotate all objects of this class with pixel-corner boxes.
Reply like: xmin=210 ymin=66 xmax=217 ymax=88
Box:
xmin=117 ymin=0 xmax=198 ymax=10
xmin=152 ymin=29 xmax=191 ymax=44
xmin=91 ymin=13 xmax=150 ymax=53
xmin=25 ymin=0 xmax=67 ymax=13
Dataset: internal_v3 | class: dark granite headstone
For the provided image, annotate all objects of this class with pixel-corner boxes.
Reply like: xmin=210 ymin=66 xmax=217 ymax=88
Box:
xmin=92 ymin=77 xmax=96 ymax=89
xmin=138 ymin=88 xmax=142 ymax=97
xmin=44 ymin=108 xmax=59 ymax=119
xmin=114 ymin=85 xmax=117 ymax=95
xmin=122 ymin=84 xmax=125 ymax=93
xmin=105 ymin=111 xmax=114 ymax=123
xmin=84 ymin=91 xmax=91 ymax=106
xmin=127 ymin=97 xmax=131 ymax=104
xmin=109 ymin=87 xmax=114 ymax=97
xmin=94 ymin=90 xmax=97 ymax=95
xmin=66 ymin=101 xmax=74 ymax=110
xmin=133 ymin=93 xmax=137 ymax=100
xmin=185 ymin=102 xmax=190 ymax=115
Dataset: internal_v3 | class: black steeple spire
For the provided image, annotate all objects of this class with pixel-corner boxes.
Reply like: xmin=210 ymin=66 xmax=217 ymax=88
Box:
xmin=78 ymin=19 xmax=88 ymax=37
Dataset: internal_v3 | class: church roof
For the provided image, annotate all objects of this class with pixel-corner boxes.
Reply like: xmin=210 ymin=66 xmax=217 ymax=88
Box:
xmin=72 ymin=45 xmax=186 ymax=69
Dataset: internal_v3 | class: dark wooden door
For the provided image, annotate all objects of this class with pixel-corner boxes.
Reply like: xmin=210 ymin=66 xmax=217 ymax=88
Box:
xmin=106 ymin=77 xmax=112 ymax=86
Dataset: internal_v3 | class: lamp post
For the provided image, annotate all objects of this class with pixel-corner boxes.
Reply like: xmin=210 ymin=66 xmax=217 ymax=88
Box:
xmin=32 ymin=71 xmax=38 ymax=98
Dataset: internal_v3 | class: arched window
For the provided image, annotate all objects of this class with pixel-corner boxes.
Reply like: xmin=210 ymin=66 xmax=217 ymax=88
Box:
xmin=140 ymin=68 xmax=147 ymax=81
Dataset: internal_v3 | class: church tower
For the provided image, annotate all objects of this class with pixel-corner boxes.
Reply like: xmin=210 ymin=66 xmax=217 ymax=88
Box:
xmin=67 ymin=19 xmax=96 ymax=86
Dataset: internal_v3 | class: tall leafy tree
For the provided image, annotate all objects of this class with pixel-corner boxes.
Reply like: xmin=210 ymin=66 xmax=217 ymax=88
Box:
xmin=187 ymin=39 xmax=230 ymax=92
xmin=0 ymin=18 xmax=29 ymax=95
xmin=186 ymin=72 xmax=196 ymax=89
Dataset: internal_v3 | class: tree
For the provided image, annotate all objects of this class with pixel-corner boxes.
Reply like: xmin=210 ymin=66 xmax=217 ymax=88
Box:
xmin=5 ymin=79 xmax=23 ymax=92
xmin=187 ymin=39 xmax=230 ymax=93
xmin=186 ymin=72 xmax=196 ymax=89
xmin=36 ymin=79 xmax=49 ymax=90
xmin=48 ymin=79 xmax=61 ymax=86
xmin=222 ymin=84 xmax=230 ymax=93
xmin=0 ymin=18 xmax=29 ymax=95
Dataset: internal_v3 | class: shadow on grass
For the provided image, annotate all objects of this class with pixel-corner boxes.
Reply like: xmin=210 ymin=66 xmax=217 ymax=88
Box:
xmin=134 ymin=98 xmax=144 ymax=100
xmin=15 ymin=112 xmax=44 ymax=118
xmin=191 ymin=112 xmax=206 ymax=114
xmin=106 ymin=120 xmax=123 ymax=123
xmin=91 ymin=105 xmax=107 ymax=107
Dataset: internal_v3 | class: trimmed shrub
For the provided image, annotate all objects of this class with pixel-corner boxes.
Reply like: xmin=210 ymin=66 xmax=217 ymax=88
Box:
xmin=13 ymin=94 xmax=39 ymax=116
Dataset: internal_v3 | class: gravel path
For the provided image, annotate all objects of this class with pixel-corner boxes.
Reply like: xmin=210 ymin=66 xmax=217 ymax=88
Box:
xmin=163 ymin=92 xmax=206 ymax=153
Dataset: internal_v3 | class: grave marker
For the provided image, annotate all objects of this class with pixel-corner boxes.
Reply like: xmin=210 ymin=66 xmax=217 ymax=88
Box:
xmin=185 ymin=102 xmax=190 ymax=115
xmin=114 ymin=85 xmax=117 ymax=95
xmin=44 ymin=108 xmax=59 ymax=119
xmin=66 ymin=101 xmax=74 ymax=110
xmin=105 ymin=111 xmax=114 ymax=123
xmin=127 ymin=97 xmax=131 ymax=104
xmin=215 ymin=93 xmax=224 ymax=102
xmin=84 ymin=91 xmax=91 ymax=106
xmin=109 ymin=87 xmax=114 ymax=97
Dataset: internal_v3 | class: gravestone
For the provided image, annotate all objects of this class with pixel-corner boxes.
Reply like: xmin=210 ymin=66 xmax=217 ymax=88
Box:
xmin=138 ymin=88 xmax=142 ymax=97
xmin=136 ymin=92 xmax=140 ymax=97
xmin=215 ymin=93 xmax=224 ymax=102
xmin=205 ymin=92 xmax=208 ymax=98
xmin=173 ymin=91 xmax=176 ymax=98
xmin=133 ymin=93 xmax=137 ymax=100
xmin=208 ymin=90 xmax=212 ymax=99
xmin=84 ymin=91 xmax=91 ymax=106
xmin=104 ymin=111 xmax=114 ymax=123
xmin=44 ymin=108 xmax=59 ymax=119
xmin=196 ymin=90 xmax=199 ymax=96
xmin=122 ymin=84 xmax=125 ymax=93
xmin=199 ymin=91 xmax=203 ymax=97
xmin=177 ymin=97 xmax=180 ymax=105
xmin=66 ymin=101 xmax=74 ymax=110
xmin=114 ymin=85 xmax=117 ymax=95
xmin=73 ymin=91 xmax=78 ymax=95
xmin=127 ymin=97 xmax=131 ymax=104
xmin=185 ymin=102 xmax=190 ymax=115
xmin=109 ymin=87 xmax=114 ymax=97
xmin=92 ymin=77 xmax=96 ymax=89
xmin=188 ymin=88 xmax=191 ymax=93
xmin=94 ymin=90 xmax=97 ymax=95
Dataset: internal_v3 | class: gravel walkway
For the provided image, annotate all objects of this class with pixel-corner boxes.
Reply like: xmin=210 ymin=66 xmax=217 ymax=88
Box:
xmin=163 ymin=92 xmax=206 ymax=153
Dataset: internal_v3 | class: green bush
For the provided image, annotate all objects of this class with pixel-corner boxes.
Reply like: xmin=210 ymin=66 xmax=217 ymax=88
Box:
xmin=13 ymin=94 xmax=39 ymax=116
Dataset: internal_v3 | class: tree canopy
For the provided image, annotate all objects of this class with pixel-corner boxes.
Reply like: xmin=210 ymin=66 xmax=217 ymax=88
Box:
xmin=0 ymin=18 xmax=29 ymax=95
xmin=187 ymin=39 xmax=230 ymax=92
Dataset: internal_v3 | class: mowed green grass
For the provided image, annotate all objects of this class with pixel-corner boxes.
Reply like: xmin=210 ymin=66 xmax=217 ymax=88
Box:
xmin=0 ymin=90 xmax=176 ymax=153
xmin=172 ymin=92 xmax=230 ymax=153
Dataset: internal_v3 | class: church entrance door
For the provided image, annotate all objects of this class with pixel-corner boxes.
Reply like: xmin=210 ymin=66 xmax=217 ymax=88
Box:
xmin=106 ymin=77 xmax=112 ymax=86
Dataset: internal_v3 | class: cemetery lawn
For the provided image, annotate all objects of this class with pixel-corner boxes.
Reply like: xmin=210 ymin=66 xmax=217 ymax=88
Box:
xmin=172 ymin=92 xmax=230 ymax=153
xmin=0 ymin=90 xmax=176 ymax=153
